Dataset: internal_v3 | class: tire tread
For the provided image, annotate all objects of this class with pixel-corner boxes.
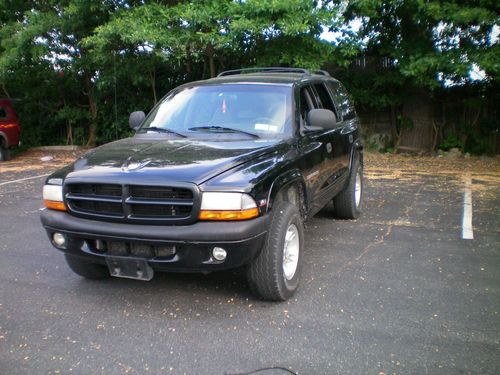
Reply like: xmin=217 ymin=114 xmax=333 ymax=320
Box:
xmin=333 ymin=158 xmax=362 ymax=219
xmin=247 ymin=202 xmax=302 ymax=301
xmin=0 ymin=140 xmax=10 ymax=162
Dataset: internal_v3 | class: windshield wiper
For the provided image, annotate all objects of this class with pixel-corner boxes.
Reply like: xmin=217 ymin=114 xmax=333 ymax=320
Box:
xmin=139 ymin=126 xmax=187 ymax=138
xmin=188 ymin=125 xmax=260 ymax=138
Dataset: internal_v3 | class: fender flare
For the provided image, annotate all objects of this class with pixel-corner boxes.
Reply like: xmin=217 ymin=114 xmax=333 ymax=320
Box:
xmin=266 ymin=168 xmax=308 ymax=214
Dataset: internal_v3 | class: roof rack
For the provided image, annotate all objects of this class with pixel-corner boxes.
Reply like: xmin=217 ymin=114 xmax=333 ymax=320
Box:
xmin=217 ymin=67 xmax=311 ymax=77
xmin=313 ymin=70 xmax=331 ymax=77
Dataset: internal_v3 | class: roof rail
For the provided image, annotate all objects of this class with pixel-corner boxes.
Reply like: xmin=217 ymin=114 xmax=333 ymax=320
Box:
xmin=217 ymin=67 xmax=311 ymax=77
xmin=313 ymin=70 xmax=331 ymax=77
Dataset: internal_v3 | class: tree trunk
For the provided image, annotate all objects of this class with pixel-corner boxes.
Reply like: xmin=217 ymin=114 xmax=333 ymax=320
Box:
xmin=206 ymin=43 xmax=216 ymax=78
xmin=149 ymin=69 xmax=157 ymax=104
xmin=185 ymin=47 xmax=192 ymax=77
xmin=83 ymin=71 xmax=97 ymax=147
xmin=0 ymin=83 xmax=10 ymax=98
xmin=66 ymin=122 xmax=73 ymax=145
xmin=430 ymin=101 xmax=438 ymax=151
xmin=431 ymin=118 xmax=438 ymax=151
xmin=390 ymin=104 xmax=398 ymax=147
xmin=202 ymin=56 xmax=208 ymax=79
xmin=217 ymin=51 xmax=225 ymax=72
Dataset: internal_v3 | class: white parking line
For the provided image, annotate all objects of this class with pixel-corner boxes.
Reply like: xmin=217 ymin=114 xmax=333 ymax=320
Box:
xmin=0 ymin=173 xmax=50 ymax=186
xmin=462 ymin=173 xmax=473 ymax=240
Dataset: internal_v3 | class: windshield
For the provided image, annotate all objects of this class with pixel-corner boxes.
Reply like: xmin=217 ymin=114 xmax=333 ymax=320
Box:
xmin=139 ymin=84 xmax=293 ymax=138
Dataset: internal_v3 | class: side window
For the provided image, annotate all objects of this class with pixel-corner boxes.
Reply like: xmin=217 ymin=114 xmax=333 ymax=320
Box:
xmin=326 ymin=81 xmax=356 ymax=120
xmin=299 ymin=86 xmax=318 ymax=123
xmin=0 ymin=107 xmax=7 ymax=118
xmin=313 ymin=83 xmax=337 ymax=116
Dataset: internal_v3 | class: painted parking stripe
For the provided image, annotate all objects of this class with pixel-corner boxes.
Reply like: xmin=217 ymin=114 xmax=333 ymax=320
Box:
xmin=462 ymin=173 xmax=473 ymax=240
xmin=0 ymin=173 xmax=50 ymax=186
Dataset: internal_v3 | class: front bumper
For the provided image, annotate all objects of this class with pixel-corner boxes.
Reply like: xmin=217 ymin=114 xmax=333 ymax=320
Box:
xmin=40 ymin=209 xmax=269 ymax=272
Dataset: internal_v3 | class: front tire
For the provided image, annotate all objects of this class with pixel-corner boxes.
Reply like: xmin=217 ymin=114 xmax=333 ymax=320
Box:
xmin=247 ymin=202 xmax=304 ymax=301
xmin=333 ymin=157 xmax=363 ymax=219
xmin=64 ymin=254 xmax=110 ymax=280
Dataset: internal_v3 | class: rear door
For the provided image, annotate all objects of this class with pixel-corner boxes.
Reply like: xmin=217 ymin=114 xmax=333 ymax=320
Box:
xmin=325 ymin=80 xmax=359 ymax=169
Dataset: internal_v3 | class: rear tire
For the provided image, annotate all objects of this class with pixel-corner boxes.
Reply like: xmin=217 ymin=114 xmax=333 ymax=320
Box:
xmin=333 ymin=157 xmax=363 ymax=219
xmin=64 ymin=254 xmax=110 ymax=280
xmin=0 ymin=140 xmax=10 ymax=162
xmin=247 ymin=202 xmax=304 ymax=301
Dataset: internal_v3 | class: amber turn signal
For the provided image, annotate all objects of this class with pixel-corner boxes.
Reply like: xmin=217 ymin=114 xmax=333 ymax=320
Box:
xmin=199 ymin=207 xmax=259 ymax=221
xmin=44 ymin=200 xmax=67 ymax=211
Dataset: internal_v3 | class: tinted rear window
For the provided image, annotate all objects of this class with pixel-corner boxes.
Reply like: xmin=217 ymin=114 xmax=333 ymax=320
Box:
xmin=326 ymin=81 xmax=356 ymax=120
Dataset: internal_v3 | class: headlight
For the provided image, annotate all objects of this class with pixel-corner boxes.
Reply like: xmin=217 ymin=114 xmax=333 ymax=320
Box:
xmin=199 ymin=192 xmax=259 ymax=221
xmin=43 ymin=184 xmax=67 ymax=211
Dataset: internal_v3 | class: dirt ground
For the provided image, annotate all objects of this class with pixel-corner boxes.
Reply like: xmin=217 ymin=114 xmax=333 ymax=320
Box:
xmin=0 ymin=149 xmax=88 ymax=174
xmin=364 ymin=152 xmax=500 ymax=200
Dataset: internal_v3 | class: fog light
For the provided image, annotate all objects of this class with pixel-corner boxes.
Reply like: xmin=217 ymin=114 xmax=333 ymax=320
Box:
xmin=52 ymin=232 xmax=66 ymax=248
xmin=212 ymin=247 xmax=227 ymax=261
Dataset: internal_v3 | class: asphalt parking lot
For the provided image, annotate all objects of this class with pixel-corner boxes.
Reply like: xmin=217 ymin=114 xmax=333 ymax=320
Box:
xmin=0 ymin=152 xmax=499 ymax=375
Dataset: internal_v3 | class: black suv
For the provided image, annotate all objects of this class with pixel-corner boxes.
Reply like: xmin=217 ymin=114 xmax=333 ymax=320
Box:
xmin=40 ymin=67 xmax=363 ymax=301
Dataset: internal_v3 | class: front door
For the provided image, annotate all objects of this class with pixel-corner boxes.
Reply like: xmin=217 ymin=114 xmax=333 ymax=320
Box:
xmin=296 ymin=83 xmax=344 ymax=216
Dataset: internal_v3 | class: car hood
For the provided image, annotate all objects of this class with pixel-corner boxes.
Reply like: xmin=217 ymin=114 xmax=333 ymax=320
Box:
xmin=63 ymin=135 xmax=287 ymax=185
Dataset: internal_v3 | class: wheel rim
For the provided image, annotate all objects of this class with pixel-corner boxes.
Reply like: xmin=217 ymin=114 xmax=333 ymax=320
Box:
xmin=283 ymin=223 xmax=300 ymax=281
xmin=355 ymin=171 xmax=362 ymax=208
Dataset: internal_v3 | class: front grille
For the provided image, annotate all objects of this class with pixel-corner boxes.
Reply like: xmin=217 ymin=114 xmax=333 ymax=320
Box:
xmin=70 ymin=184 xmax=122 ymax=197
xmin=65 ymin=183 xmax=197 ymax=224
xmin=130 ymin=204 xmax=192 ymax=217
xmin=72 ymin=200 xmax=123 ymax=216
xmin=130 ymin=186 xmax=193 ymax=200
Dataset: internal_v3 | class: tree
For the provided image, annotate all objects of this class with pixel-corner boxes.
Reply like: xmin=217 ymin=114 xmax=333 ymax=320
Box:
xmin=0 ymin=0 xmax=117 ymax=146
xmin=337 ymin=0 xmax=499 ymax=151
xmin=86 ymin=0 xmax=338 ymax=77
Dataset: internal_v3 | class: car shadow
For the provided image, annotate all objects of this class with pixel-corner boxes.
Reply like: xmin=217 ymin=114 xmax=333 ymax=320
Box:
xmin=71 ymin=266 xmax=262 ymax=310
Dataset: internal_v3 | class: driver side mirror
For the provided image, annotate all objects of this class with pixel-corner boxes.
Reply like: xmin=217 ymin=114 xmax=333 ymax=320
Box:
xmin=129 ymin=111 xmax=145 ymax=130
xmin=306 ymin=109 xmax=337 ymax=130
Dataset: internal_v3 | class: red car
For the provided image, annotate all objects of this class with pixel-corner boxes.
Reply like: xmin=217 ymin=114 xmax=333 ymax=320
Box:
xmin=0 ymin=99 xmax=21 ymax=161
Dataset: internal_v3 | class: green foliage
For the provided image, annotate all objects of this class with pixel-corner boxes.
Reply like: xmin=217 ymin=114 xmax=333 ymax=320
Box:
xmin=397 ymin=115 xmax=414 ymax=131
xmin=85 ymin=0 xmax=336 ymax=74
xmin=346 ymin=0 xmax=498 ymax=85
xmin=465 ymin=133 xmax=495 ymax=155
xmin=439 ymin=134 xmax=464 ymax=151
xmin=0 ymin=0 xmax=338 ymax=147
xmin=0 ymin=0 xmax=496 ymax=153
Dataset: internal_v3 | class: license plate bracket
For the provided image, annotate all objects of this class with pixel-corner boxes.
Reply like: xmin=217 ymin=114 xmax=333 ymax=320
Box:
xmin=105 ymin=256 xmax=154 ymax=281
